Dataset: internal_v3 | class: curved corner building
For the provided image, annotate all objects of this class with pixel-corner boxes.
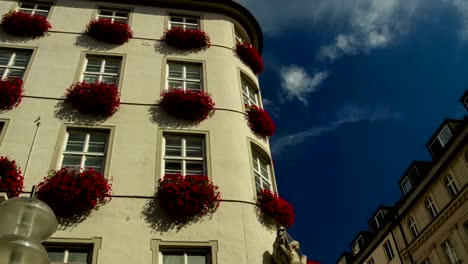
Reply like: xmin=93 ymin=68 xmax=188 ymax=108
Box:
xmin=0 ymin=0 xmax=279 ymax=263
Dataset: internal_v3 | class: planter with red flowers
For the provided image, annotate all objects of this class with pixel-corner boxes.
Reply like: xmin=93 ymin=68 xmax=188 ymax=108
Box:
xmin=235 ymin=42 xmax=264 ymax=74
xmin=257 ymin=189 xmax=295 ymax=228
xmin=86 ymin=19 xmax=133 ymax=44
xmin=1 ymin=11 xmax=51 ymax=37
xmin=246 ymin=105 xmax=275 ymax=138
xmin=0 ymin=78 xmax=24 ymax=110
xmin=65 ymin=81 xmax=120 ymax=117
xmin=160 ymin=88 xmax=215 ymax=123
xmin=162 ymin=27 xmax=210 ymax=52
xmin=0 ymin=156 xmax=24 ymax=197
xmin=156 ymin=174 xmax=221 ymax=222
xmin=36 ymin=168 xmax=112 ymax=219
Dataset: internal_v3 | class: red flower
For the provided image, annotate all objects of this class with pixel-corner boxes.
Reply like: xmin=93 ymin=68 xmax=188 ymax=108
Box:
xmin=160 ymin=88 xmax=215 ymax=123
xmin=156 ymin=174 xmax=221 ymax=221
xmin=36 ymin=168 xmax=112 ymax=218
xmin=0 ymin=78 xmax=24 ymax=110
xmin=1 ymin=11 xmax=51 ymax=37
xmin=0 ymin=156 xmax=24 ymax=197
xmin=235 ymin=42 xmax=264 ymax=74
xmin=246 ymin=105 xmax=275 ymax=138
xmin=86 ymin=19 xmax=133 ymax=44
xmin=257 ymin=189 xmax=295 ymax=228
xmin=65 ymin=81 xmax=120 ymax=117
xmin=162 ymin=27 xmax=210 ymax=51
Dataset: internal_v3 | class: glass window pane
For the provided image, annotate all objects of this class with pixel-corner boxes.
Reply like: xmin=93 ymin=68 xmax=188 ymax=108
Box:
xmin=62 ymin=155 xmax=82 ymax=170
xmin=113 ymin=17 xmax=127 ymax=23
xmin=47 ymin=251 xmax=65 ymax=262
xmin=84 ymin=156 xmax=104 ymax=172
xmin=37 ymin=5 xmax=51 ymax=11
xmin=186 ymin=162 xmax=203 ymax=175
xmin=163 ymin=252 xmax=184 ymax=264
xmin=185 ymin=18 xmax=199 ymax=24
xmin=185 ymin=24 xmax=199 ymax=30
xmin=168 ymin=81 xmax=183 ymax=89
xmin=168 ymin=64 xmax=183 ymax=78
xmin=88 ymin=134 xmax=107 ymax=152
xmin=170 ymin=17 xmax=184 ymax=23
xmin=19 ymin=3 xmax=36 ymax=9
xmin=165 ymin=161 xmax=182 ymax=174
xmin=438 ymin=125 xmax=453 ymax=146
xmin=83 ymin=74 xmax=99 ymax=83
xmin=99 ymin=10 xmax=113 ymax=16
xmin=7 ymin=69 xmax=25 ymax=79
xmin=115 ymin=11 xmax=128 ymax=18
xmin=85 ymin=58 xmax=102 ymax=72
xmin=68 ymin=251 xmax=89 ymax=262
xmin=101 ymin=76 xmax=117 ymax=84
xmin=35 ymin=11 xmax=48 ymax=18
xmin=185 ymin=82 xmax=201 ymax=91
xmin=13 ymin=52 xmax=30 ymax=67
xmin=66 ymin=133 xmax=86 ymax=151
xmin=165 ymin=137 xmax=182 ymax=156
xmin=104 ymin=59 xmax=120 ymax=74
xmin=188 ymin=253 xmax=207 ymax=264
xmin=0 ymin=51 xmax=11 ymax=65
xmin=185 ymin=66 xmax=201 ymax=79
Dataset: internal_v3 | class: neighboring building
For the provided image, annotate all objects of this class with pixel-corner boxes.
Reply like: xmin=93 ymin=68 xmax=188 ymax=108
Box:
xmin=0 ymin=0 xmax=295 ymax=263
xmin=336 ymin=92 xmax=468 ymax=264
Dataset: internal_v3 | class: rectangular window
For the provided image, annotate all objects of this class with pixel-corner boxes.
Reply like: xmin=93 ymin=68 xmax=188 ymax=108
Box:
xmin=46 ymin=245 xmax=93 ymax=264
xmin=252 ymin=150 xmax=272 ymax=192
xmin=60 ymin=129 xmax=109 ymax=173
xmin=425 ymin=197 xmax=438 ymax=219
xmin=167 ymin=62 xmax=203 ymax=91
xmin=18 ymin=1 xmax=52 ymax=18
xmin=401 ymin=176 xmax=413 ymax=195
xmin=408 ymin=217 xmax=419 ymax=239
xmin=383 ymin=240 xmax=394 ymax=262
xmin=169 ymin=15 xmax=200 ymax=30
xmin=366 ymin=258 xmax=375 ymax=264
xmin=242 ymin=78 xmax=259 ymax=107
xmin=0 ymin=49 xmax=32 ymax=80
xmin=97 ymin=8 xmax=129 ymax=23
xmin=352 ymin=236 xmax=365 ymax=256
xmin=163 ymin=135 xmax=206 ymax=176
xmin=82 ymin=55 xmax=121 ymax=84
xmin=442 ymin=239 xmax=459 ymax=264
xmin=444 ymin=175 xmax=459 ymax=198
xmin=160 ymin=249 xmax=210 ymax=264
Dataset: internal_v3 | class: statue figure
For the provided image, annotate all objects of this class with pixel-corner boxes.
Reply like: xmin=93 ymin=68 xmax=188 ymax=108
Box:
xmin=273 ymin=227 xmax=308 ymax=264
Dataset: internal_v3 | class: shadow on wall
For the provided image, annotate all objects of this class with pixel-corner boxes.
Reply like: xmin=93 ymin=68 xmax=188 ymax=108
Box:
xmin=74 ymin=33 xmax=120 ymax=51
xmin=255 ymin=205 xmax=280 ymax=232
xmin=154 ymin=40 xmax=202 ymax=56
xmin=263 ymin=251 xmax=274 ymax=264
xmin=54 ymin=100 xmax=107 ymax=125
xmin=0 ymin=31 xmax=51 ymax=43
xmin=148 ymin=105 xmax=202 ymax=129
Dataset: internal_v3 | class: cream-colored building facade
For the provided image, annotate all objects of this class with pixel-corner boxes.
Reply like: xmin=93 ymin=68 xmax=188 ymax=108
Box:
xmin=0 ymin=0 xmax=281 ymax=263
xmin=337 ymin=95 xmax=468 ymax=264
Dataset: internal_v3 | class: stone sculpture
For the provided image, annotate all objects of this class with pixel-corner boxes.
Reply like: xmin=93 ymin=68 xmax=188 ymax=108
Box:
xmin=273 ymin=227 xmax=308 ymax=264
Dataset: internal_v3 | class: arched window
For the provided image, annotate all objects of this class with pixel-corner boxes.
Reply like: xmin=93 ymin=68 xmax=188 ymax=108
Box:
xmin=408 ymin=217 xmax=419 ymax=239
xmin=444 ymin=175 xmax=459 ymax=198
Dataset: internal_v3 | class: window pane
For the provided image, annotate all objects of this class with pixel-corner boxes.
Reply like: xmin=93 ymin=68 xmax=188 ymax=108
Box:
xmin=68 ymin=251 xmax=89 ymax=263
xmin=438 ymin=125 xmax=453 ymax=146
xmin=84 ymin=156 xmax=103 ymax=172
xmin=170 ymin=16 xmax=184 ymax=22
xmin=113 ymin=17 xmax=127 ymax=23
xmin=101 ymin=76 xmax=117 ymax=84
xmin=13 ymin=52 xmax=30 ymax=67
xmin=115 ymin=11 xmax=128 ymax=18
xmin=168 ymin=81 xmax=184 ymax=90
xmin=99 ymin=10 xmax=113 ymax=16
xmin=88 ymin=134 xmax=107 ymax=152
xmin=0 ymin=51 xmax=11 ymax=65
xmin=62 ymin=155 xmax=82 ymax=170
xmin=185 ymin=24 xmax=199 ymax=30
xmin=47 ymin=251 xmax=65 ymax=262
xmin=66 ymin=133 xmax=86 ymax=151
xmin=168 ymin=64 xmax=183 ymax=78
xmin=19 ymin=3 xmax=36 ymax=9
xmin=401 ymin=178 xmax=412 ymax=194
xmin=185 ymin=18 xmax=199 ymax=24
xmin=83 ymin=74 xmax=99 ymax=83
xmin=7 ymin=69 xmax=25 ymax=79
xmin=37 ymin=4 xmax=51 ymax=11
xmin=186 ymin=139 xmax=203 ymax=157
xmin=165 ymin=137 xmax=182 ymax=156
xmin=104 ymin=59 xmax=120 ymax=74
xmin=165 ymin=161 xmax=182 ymax=174
xmin=188 ymin=253 xmax=207 ymax=264
xmin=85 ymin=58 xmax=102 ymax=72
xmin=185 ymin=82 xmax=201 ymax=91
xmin=185 ymin=66 xmax=201 ymax=79
xmin=163 ymin=252 xmax=184 ymax=264
xmin=35 ymin=11 xmax=48 ymax=18
xmin=186 ymin=162 xmax=204 ymax=175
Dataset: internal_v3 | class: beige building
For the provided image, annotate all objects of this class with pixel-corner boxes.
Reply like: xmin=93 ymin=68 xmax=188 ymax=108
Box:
xmin=337 ymin=93 xmax=468 ymax=264
xmin=0 ymin=0 xmax=285 ymax=263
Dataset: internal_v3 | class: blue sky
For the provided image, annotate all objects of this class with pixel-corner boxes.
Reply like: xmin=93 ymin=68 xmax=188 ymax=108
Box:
xmin=236 ymin=0 xmax=468 ymax=263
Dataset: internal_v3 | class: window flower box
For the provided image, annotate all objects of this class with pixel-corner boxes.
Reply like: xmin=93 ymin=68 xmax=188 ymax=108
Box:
xmin=160 ymin=89 xmax=215 ymax=123
xmin=36 ymin=168 xmax=112 ymax=218
xmin=86 ymin=19 xmax=133 ymax=44
xmin=162 ymin=27 xmax=210 ymax=51
xmin=235 ymin=42 xmax=264 ymax=74
xmin=0 ymin=156 xmax=24 ymax=197
xmin=1 ymin=11 xmax=51 ymax=37
xmin=246 ymin=105 xmax=275 ymax=138
xmin=65 ymin=81 xmax=120 ymax=117
xmin=257 ymin=189 xmax=295 ymax=228
xmin=156 ymin=174 xmax=221 ymax=221
xmin=0 ymin=78 xmax=24 ymax=110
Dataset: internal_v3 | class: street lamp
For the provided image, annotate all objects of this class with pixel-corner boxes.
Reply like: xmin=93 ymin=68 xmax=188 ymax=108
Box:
xmin=0 ymin=193 xmax=58 ymax=264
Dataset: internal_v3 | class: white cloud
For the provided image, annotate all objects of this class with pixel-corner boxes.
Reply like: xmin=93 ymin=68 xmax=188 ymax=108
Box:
xmin=280 ymin=65 xmax=329 ymax=105
xmin=447 ymin=0 xmax=468 ymax=40
xmin=271 ymin=104 xmax=403 ymax=153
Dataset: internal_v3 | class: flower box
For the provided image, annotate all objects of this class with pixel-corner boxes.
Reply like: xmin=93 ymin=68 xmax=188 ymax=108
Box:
xmin=1 ymin=11 xmax=51 ymax=37
xmin=257 ymin=189 xmax=295 ymax=228
xmin=160 ymin=89 xmax=215 ymax=123
xmin=246 ymin=105 xmax=275 ymax=138
xmin=86 ymin=19 xmax=133 ymax=44
xmin=0 ymin=78 xmax=24 ymax=110
xmin=65 ymin=81 xmax=120 ymax=117
xmin=156 ymin=174 xmax=221 ymax=221
xmin=236 ymin=42 xmax=264 ymax=74
xmin=36 ymin=168 xmax=112 ymax=218
xmin=162 ymin=27 xmax=210 ymax=51
xmin=0 ymin=157 xmax=24 ymax=197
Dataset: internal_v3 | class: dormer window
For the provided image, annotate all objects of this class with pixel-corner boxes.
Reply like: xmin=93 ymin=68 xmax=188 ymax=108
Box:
xmin=352 ymin=236 xmax=365 ymax=256
xmin=429 ymin=125 xmax=453 ymax=159
xmin=370 ymin=210 xmax=385 ymax=232
xmin=463 ymin=96 xmax=468 ymax=111
xmin=400 ymin=176 xmax=413 ymax=195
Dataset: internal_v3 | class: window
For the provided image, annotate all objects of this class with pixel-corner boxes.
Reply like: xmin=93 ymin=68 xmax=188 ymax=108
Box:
xmin=242 ymin=77 xmax=259 ymax=107
xmin=234 ymin=26 xmax=250 ymax=44
xmin=163 ymin=135 xmax=206 ymax=176
xmin=0 ymin=49 xmax=32 ymax=80
xmin=169 ymin=15 xmax=200 ymax=30
xmin=46 ymin=245 xmax=93 ymax=264
xmin=167 ymin=62 xmax=203 ymax=91
xmin=429 ymin=125 xmax=453 ymax=158
xmin=421 ymin=257 xmax=431 ymax=264
xmin=160 ymin=249 xmax=210 ymax=264
xmin=352 ymin=236 xmax=365 ymax=256
xmin=97 ymin=8 xmax=129 ymax=23
xmin=408 ymin=217 xmax=419 ymax=239
xmin=401 ymin=176 xmax=413 ymax=195
xmin=366 ymin=258 xmax=375 ymax=264
xmin=444 ymin=175 xmax=459 ymax=198
xmin=60 ymin=129 xmax=109 ymax=173
xmin=383 ymin=240 xmax=395 ymax=262
xmin=17 ymin=1 xmax=51 ymax=18
xmin=252 ymin=149 xmax=273 ymax=192
xmin=370 ymin=210 xmax=386 ymax=232
xmin=441 ymin=239 xmax=459 ymax=264
xmin=81 ymin=55 xmax=122 ymax=84
xmin=424 ymin=197 xmax=438 ymax=219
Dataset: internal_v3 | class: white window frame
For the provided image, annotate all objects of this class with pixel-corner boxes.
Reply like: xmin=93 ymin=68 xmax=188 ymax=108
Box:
xmin=352 ymin=236 xmax=364 ymax=255
xmin=0 ymin=49 xmax=31 ymax=80
xmin=162 ymin=134 xmax=206 ymax=176
xmin=383 ymin=240 xmax=395 ymax=262
xmin=401 ymin=176 xmax=413 ymax=195
xmin=166 ymin=62 xmax=203 ymax=91
xmin=96 ymin=8 xmax=129 ymax=23
xmin=408 ymin=217 xmax=419 ymax=239
xmin=159 ymin=248 xmax=211 ymax=264
xmin=169 ymin=15 xmax=200 ymax=30
xmin=242 ymin=77 xmax=260 ymax=107
xmin=374 ymin=210 xmax=385 ymax=228
xmin=46 ymin=245 xmax=93 ymax=264
xmin=252 ymin=149 xmax=273 ymax=191
xmin=17 ymin=1 xmax=52 ymax=17
xmin=81 ymin=55 xmax=122 ymax=84
xmin=425 ymin=197 xmax=438 ymax=219
xmin=444 ymin=175 xmax=459 ymax=198
xmin=442 ymin=239 xmax=459 ymax=264
xmin=433 ymin=125 xmax=453 ymax=148
xmin=366 ymin=258 xmax=375 ymax=264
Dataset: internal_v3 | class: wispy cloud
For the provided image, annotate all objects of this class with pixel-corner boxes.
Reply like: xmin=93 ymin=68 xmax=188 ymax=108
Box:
xmin=447 ymin=0 xmax=468 ymax=40
xmin=280 ymin=65 xmax=329 ymax=105
xmin=271 ymin=104 xmax=403 ymax=153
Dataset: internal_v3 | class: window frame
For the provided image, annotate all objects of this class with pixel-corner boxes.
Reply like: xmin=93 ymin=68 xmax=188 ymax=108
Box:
xmin=166 ymin=61 xmax=204 ymax=92
xmin=233 ymin=24 xmax=250 ymax=45
xmin=249 ymin=140 xmax=276 ymax=194
xmin=168 ymin=14 xmax=201 ymax=30
xmin=366 ymin=258 xmax=375 ymax=264
xmin=441 ymin=239 xmax=460 ymax=264
xmin=162 ymin=134 xmax=207 ymax=177
xmin=0 ymin=48 xmax=34 ymax=80
xmin=444 ymin=175 xmax=459 ymax=198
xmin=383 ymin=240 xmax=395 ymax=262
xmin=43 ymin=237 xmax=102 ymax=264
xmin=241 ymin=74 xmax=261 ymax=108
xmin=80 ymin=55 xmax=122 ymax=85
xmin=429 ymin=124 xmax=453 ymax=158
xmin=151 ymin=239 xmax=218 ymax=264
xmin=16 ymin=1 xmax=53 ymax=18
xmin=0 ymin=119 xmax=10 ymax=147
xmin=400 ymin=176 xmax=413 ymax=195
xmin=408 ymin=216 xmax=419 ymax=239
xmin=95 ymin=6 xmax=131 ymax=24
xmin=424 ymin=196 xmax=438 ymax=220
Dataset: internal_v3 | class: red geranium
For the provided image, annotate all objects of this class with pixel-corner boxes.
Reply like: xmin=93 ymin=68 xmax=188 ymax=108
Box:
xmin=1 ymin=11 xmax=51 ymax=37
xmin=65 ymin=81 xmax=120 ymax=117
xmin=235 ymin=42 xmax=264 ymax=74
xmin=257 ymin=189 xmax=295 ymax=228
xmin=86 ymin=19 xmax=133 ymax=44
xmin=156 ymin=174 xmax=221 ymax=221
xmin=0 ymin=78 xmax=24 ymax=110
xmin=36 ymin=168 xmax=112 ymax=218
xmin=246 ymin=105 xmax=275 ymax=138
xmin=0 ymin=157 xmax=24 ymax=197
xmin=160 ymin=88 xmax=215 ymax=123
xmin=162 ymin=27 xmax=210 ymax=51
